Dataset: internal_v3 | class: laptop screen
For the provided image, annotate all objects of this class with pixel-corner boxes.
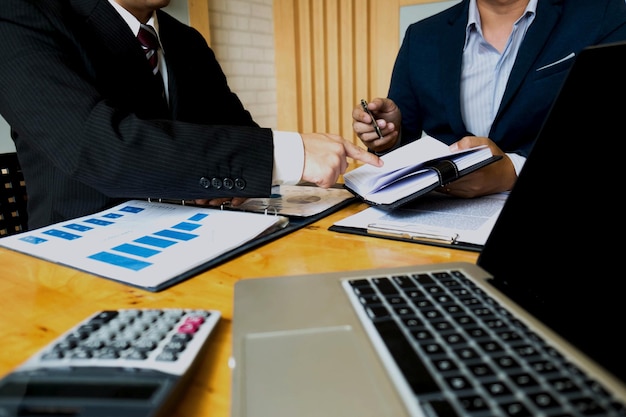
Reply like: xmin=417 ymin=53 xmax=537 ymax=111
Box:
xmin=478 ymin=41 xmax=626 ymax=381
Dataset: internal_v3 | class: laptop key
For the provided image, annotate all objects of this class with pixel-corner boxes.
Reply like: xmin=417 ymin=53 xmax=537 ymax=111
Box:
xmin=372 ymin=277 xmax=399 ymax=294
xmin=570 ymin=397 xmax=609 ymax=415
xmin=499 ymin=400 xmax=532 ymax=417
xmin=366 ymin=305 xmax=391 ymax=320
xmin=373 ymin=319 xmax=440 ymax=395
xmin=425 ymin=399 xmax=459 ymax=417
xmin=459 ymin=394 xmax=490 ymax=412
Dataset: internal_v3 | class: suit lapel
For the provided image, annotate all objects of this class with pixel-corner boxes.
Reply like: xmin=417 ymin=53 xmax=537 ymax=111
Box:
xmin=438 ymin=1 xmax=471 ymax=136
xmin=156 ymin=11 xmax=180 ymax=117
xmin=69 ymin=0 xmax=170 ymax=116
xmin=78 ymin=0 xmax=149 ymax=73
xmin=438 ymin=0 xmax=564 ymax=136
xmin=496 ymin=0 xmax=563 ymax=121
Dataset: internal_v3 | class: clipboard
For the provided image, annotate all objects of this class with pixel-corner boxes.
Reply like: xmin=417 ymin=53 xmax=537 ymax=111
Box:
xmin=329 ymin=192 xmax=509 ymax=252
xmin=0 ymin=187 xmax=355 ymax=292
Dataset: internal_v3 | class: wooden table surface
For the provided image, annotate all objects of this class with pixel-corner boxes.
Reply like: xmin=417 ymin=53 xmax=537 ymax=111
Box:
xmin=0 ymin=201 xmax=478 ymax=417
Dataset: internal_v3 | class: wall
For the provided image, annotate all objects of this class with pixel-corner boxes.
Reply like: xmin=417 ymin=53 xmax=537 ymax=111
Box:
xmin=0 ymin=118 xmax=11 ymax=154
xmin=400 ymin=0 xmax=461 ymax=43
xmin=207 ymin=0 xmax=277 ymax=128
xmin=164 ymin=1 xmax=190 ymax=23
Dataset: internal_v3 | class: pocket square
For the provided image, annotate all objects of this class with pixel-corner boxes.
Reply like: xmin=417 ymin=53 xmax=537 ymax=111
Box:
xmin=536 ymin=52 xmax=576 ymax=71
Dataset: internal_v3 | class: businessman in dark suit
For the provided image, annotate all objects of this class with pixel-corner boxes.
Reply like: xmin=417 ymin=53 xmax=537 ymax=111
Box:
xmin=353 ymin=0 xmax=626 ymax=198
xmin=0 ymin=0 xmax=381 ymax=230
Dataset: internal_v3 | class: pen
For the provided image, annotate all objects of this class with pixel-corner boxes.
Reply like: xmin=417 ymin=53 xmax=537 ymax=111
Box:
xmin=360 ymin=99 xmax=383 ymax=139
xmin=367 ymin=223 xmax=459 ymax=245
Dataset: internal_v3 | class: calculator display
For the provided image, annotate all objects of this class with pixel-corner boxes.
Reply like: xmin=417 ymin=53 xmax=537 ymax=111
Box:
xmin=0 ymin=380 xmax=160 ymax=399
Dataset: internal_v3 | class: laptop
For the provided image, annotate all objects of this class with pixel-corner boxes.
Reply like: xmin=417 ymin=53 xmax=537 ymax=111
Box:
xmin=230 ymin=40 xmax=626 ymax=417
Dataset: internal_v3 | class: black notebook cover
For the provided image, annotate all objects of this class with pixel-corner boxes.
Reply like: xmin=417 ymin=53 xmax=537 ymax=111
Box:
xmin=346 ymin=155 xmax=501 ymax=210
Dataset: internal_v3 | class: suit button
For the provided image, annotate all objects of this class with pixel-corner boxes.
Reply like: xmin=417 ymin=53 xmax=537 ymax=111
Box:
xmin=223 ymin=178 xmax=234 ymax=189
xmin=199 ymin=177 xmax=211 ymax=189
xmin=234 ymin=178 xmax=246 ymax=190
xmin=211 ymin=177 xmax=223 ymax=189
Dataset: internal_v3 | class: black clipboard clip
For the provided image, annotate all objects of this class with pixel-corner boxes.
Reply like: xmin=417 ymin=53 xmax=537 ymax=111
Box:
xmin=366 ymin=223 xmax=459 ymax=245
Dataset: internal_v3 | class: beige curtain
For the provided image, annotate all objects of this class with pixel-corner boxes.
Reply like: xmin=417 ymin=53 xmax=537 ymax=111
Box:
xmin=188 ymin=0 xmax=211 ymax=44
xmin=273 ymin=0 xmax=404 ymax=145
xmin=189 ymin=0 xmax=439 ymax=146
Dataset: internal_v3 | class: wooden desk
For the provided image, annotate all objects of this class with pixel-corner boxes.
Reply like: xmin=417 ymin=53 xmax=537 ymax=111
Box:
xmin=0 ymin=201 xmax=478 ymax=417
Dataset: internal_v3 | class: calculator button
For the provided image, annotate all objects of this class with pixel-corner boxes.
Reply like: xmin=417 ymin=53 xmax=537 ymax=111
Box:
xmin=156 ymin=351 xmax=178 ymax=362
xmin=124 ymin=349 xmax=148 ymax=360
xmin=178 ymin=323 xmax=199 ymax=334
xmin=18 ymin=308 xmax=220 ymax=377
xmin=171 ymin=333 xmax=192 ymax=343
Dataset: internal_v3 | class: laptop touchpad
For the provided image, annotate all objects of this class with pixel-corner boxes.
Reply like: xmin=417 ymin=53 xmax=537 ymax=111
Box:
xmin=243 ymin=326 xmax=404 ymax=417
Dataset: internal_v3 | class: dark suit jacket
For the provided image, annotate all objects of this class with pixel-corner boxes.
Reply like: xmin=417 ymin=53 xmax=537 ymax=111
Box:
xmin=0 ymin=0 xmax=275 ymax=229
xmin=389 ymin=0 xmax=626 ymax=157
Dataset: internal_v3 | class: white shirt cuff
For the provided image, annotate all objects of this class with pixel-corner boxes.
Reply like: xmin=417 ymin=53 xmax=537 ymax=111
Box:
xmin=507 ymin=152 xmax=526 ymax=176
xmin=272 ymin=130 xmax=304 ymax=185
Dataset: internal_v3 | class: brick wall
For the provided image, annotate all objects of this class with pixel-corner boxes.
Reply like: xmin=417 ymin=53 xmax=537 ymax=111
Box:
xmin=208 ymin=0 xmax=278 ymax=129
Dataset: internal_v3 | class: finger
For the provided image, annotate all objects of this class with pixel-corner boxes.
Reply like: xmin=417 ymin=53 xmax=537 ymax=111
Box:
xmin=312 ymin=162 xmax=343 ymax=189
xmin=352 ymin=105 xmax=364 ymax=122
xmin=344 ymin=142 xmax=383 ymax=167
xmin=230 ymin=197 xmax=248 ymax=206
xmin=359 ymin=131 xmax=380 ymax=147
xmin=206 ymin=198 xmax=231 ymax=206
xmin=353 ymin=119 xmax=376 ymax=138
xmin=370 ymin=97 xmax=385 ymax=111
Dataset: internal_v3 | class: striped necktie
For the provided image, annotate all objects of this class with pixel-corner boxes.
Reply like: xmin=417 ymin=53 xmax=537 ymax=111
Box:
xmin=137 ymin=24 xmax=167 ymax=104
xmin=137 ymin=25 xmax=160 ymax=76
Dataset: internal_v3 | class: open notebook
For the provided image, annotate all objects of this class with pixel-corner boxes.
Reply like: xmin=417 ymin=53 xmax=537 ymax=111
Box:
xmin=230 ymin=40 xmax=626 ymax=417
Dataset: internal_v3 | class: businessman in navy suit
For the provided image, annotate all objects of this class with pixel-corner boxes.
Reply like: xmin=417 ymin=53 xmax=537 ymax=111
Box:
xmin=0 ymin=0 xmax=381 ymax=230
xmin=353 ymin=0 xmax=626 ymax=198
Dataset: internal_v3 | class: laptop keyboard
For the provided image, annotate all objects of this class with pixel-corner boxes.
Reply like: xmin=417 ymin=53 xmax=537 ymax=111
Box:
xmin=343 ymin=269 xmax=625 ymax=417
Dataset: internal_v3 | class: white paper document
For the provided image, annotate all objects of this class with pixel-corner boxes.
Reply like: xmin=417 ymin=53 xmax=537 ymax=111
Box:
xmin=0 ymin=200 xmax=286 ymax=290
xmin=332 ymin=192 xmax=509 ymax=248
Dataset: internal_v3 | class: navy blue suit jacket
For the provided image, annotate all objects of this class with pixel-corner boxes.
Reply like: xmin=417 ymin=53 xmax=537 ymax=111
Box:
xmin=0 ymin=0 xmax=274 ymax=229
xmin=389 ymin=0 xmax=626 ymax=157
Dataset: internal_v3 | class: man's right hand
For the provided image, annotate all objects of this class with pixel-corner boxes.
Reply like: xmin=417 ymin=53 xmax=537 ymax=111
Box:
xmin=352 ymin=97 xmax=401 ymax=153
xmin=300 ymin=133 xmax=383 ymax=188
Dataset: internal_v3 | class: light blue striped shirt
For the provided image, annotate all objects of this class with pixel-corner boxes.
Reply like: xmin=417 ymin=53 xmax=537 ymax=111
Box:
xmin=460 ymin=0 xmax=537 ymax=174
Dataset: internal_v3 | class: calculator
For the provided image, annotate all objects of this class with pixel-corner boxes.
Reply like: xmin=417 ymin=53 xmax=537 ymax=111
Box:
xmin=0 ymin=308 xmax=221 ymax=417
